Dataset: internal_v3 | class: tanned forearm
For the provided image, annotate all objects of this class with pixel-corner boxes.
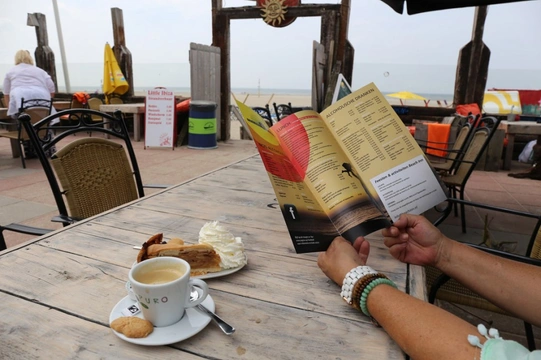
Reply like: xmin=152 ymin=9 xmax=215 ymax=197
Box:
xmin=368 ymin=284 xmax=480 ymax=360
xmin=436 ymin=238 xmax=541 ymax=326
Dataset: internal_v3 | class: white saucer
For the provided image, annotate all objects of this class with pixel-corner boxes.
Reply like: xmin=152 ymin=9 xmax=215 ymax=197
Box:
xmin=109 ymin=295 xmax=214 ymax=346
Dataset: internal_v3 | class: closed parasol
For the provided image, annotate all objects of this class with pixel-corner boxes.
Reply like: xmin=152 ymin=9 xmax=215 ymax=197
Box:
xmin=103 ymin=43 xmax=129 ymax=103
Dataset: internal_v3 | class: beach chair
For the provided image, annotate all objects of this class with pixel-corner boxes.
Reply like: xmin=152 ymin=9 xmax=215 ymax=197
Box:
xmin=19 ymin=108 xmax=168 ymax=226
xmin=427 ymin=198 xmax=541 ymax=351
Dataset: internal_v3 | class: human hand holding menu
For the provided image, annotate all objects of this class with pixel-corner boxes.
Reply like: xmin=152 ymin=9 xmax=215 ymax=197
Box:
xmin=236 ymin=83 xmax=447 ymax=253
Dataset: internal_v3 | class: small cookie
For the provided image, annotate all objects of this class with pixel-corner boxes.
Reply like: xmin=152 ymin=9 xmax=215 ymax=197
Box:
xmin=111 ymin=317 xmax=154 ymax=338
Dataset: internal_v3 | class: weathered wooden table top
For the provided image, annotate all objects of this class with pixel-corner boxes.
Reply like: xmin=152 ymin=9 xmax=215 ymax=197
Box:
xmin=0 ymin=155 xmax=424 ymax=359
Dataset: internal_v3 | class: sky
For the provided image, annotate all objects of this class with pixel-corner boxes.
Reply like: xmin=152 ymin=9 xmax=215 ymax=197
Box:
xmin=1 ymin=0 xmax=540 ymax=94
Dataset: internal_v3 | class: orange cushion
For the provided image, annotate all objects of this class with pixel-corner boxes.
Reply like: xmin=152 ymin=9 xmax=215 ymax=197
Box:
xmin=426 ymin=123 xmax=451 ymax=157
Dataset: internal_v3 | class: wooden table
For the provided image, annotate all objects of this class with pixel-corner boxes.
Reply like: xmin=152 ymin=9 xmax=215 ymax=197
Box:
xmin=500 ymin=121 xmax=541 ymax=170
xmin=100 ymin=103 xmax=145 ymax=141
xmin=0 ymin=155 xmax=425 ymax=359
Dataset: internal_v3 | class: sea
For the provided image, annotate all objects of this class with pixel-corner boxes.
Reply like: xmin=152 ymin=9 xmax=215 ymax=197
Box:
xmin=56 ymin=86 xmax=455 ymax=102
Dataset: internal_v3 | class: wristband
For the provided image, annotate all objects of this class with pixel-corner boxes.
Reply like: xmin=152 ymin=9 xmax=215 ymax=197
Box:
xmin=340 ymin=266 xmax=378 ymax=305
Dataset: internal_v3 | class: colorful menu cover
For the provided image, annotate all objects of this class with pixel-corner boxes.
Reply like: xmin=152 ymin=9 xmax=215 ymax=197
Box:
xmin=237 ymin=83 xmax=447 ymax=253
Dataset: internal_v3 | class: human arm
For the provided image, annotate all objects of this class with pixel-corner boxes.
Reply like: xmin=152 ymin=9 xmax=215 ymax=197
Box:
xmin=383 ymin=214 xmax=541 ymax=327
xmin=42 ymin=69 xmax=55 ymax=98
xmin=318 ymin=237 xmax=480 ymax=360
xmin=3 ymin=75 xmax=10 ymax=106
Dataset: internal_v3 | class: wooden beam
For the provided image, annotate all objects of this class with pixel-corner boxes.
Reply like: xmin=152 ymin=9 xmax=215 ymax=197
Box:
xmin=453 ymin=6 xmax=490 ymax=108
xmin=343 ymin=40 xmax=354 ymax=86
xmin=213 ymin=9 xmax=230 ymax=141
xmin=111 ymin=8 xmax=134 ymax=97
xmin=336 ymin=0 xmax=351 ymax=72
xmin=218 ymin=4 xmax=341 ymax=19
xmin=27 ymin=13 xmax=58 ymax=92
xmin=465 ymin=6 xmax=488 ymax=104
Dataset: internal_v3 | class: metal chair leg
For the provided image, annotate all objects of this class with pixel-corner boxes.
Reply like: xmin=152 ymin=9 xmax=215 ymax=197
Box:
xmin=525 ymin=322 xmax=536 ymax=351
xmin=19 ymin=142 xmax=26 ymax=169
xmin=0 ymin=227 xmax=7 ymax=251
xmin=460 ymin=189 xmax=466 ymax=233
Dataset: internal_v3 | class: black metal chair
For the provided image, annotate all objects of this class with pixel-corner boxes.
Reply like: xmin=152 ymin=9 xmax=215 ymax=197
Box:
xmin=436 ymin=116 xmax=502 ymax=233
xmin=19 ymin=108 xmax=167 ymax=226
xmin=416 ymin=115 xmax=479 ymax=175
xmin=0 ymin=98 xmax=53 ymax=168
xmin=272 ymin=102 xmax=293 ymax=121
xmin=0 ymin=224 xmax=52 ymax=251
xmin=428 ymin=198 xmax=541 ymax=351
xmin=252 ymin=105 xmax=273 ymax=127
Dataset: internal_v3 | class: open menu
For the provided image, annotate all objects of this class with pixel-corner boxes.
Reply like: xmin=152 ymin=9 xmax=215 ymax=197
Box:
xmin=236 ymin=83 xmax=447 ymax=253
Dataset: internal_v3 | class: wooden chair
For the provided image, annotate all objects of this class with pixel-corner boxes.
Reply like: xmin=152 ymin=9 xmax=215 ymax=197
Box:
xmin=438 ymin=116 xmax=501 ymax=233
xmin=0 ymin=224 xmax=52 ymax=251
xmin=19 ymin=108 xmax=167 ymax=226
xmin=273 ymin=102 xmax=293 ymax=121
xmin=427 ymin=198 xmax=541 ymax=351
xmin=0 ymin=98 xmax=52 ymax=168
xmin=252 ymin=105 xmax=273 ymax=127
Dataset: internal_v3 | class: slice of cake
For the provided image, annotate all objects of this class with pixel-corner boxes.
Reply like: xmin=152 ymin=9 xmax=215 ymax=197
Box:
xmin=137 ymin=233 xmax=222 ymax=276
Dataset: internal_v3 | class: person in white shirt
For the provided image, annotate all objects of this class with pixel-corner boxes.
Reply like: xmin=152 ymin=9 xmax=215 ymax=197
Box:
xmin=2 ymin=49 xmax=57 ymax=158
xmin=3 ymin=49 xmax=56 ymax=117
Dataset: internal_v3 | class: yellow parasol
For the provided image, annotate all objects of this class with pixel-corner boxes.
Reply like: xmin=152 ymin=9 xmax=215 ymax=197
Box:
xmin=103 ymin=43 xmax=129 ymax=103
xmin=386 ymin=91 xmax=427 ymax=106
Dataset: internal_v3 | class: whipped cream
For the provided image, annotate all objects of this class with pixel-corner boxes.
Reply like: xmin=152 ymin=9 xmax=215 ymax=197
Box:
xmin=198 ymin=221 xmax=247 ymax=269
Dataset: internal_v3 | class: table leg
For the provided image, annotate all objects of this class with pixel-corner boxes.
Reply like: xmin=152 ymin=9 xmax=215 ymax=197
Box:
xmin=504 ymin=134 xmax=515 ymax=170
xmin=134 ymin=113 xmax=140 ymax=142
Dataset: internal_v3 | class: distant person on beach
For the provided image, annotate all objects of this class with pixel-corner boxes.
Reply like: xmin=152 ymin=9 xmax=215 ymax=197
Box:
xmin=318 ymin=213 xmax=541 ymax=360
xmin=2 ymin=49 xmax=56 ymax=157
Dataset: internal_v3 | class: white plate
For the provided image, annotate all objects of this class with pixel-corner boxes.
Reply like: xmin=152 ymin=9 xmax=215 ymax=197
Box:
xmin=109 ymin=295 xmax=214 ymax=346
xmin=195 ymin=254 xmax=248 ymax=280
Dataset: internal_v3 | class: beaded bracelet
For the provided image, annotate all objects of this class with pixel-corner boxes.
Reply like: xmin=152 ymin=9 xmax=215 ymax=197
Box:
xmin=359 ymin=278 xmax=397 ymax=318
xmin=350 ymin=273 xmax=387 ymax=310
xmin=340 ymin=266 xmax=378 ymax=304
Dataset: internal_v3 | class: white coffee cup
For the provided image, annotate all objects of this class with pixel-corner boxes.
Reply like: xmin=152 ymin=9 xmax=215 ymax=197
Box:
xmin=129 ymin=257 xmax=209 ymax=327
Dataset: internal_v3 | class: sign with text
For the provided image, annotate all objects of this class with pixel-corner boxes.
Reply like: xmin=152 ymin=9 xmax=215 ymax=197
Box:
xmin=144 ymin=89 xmax=176 ymax=149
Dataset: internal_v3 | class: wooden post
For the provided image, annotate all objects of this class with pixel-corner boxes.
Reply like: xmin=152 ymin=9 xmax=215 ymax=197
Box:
xmin=211 ymin=1 xmax=351 ymax=139
xmin=336 ymin=0 xmax=351 ymax=73
xmin=453 ymin=6 xmax=490 ymax=109
xmin=212 ymin=0 xmax=231 ymax=141
xmin=111 ymin=8 xmax=134 ymax=97
xmin=320 ymin=11 xmax=338 ymax=109
xmin=343 ymin=40 xmax=355 ymax=86
xmin=27 ymin=13 xmax=58 ymax=92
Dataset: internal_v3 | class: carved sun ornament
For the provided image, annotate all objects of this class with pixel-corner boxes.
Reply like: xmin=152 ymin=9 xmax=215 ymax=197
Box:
xmin=260 ymin=0 xmax=288 ymax=26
